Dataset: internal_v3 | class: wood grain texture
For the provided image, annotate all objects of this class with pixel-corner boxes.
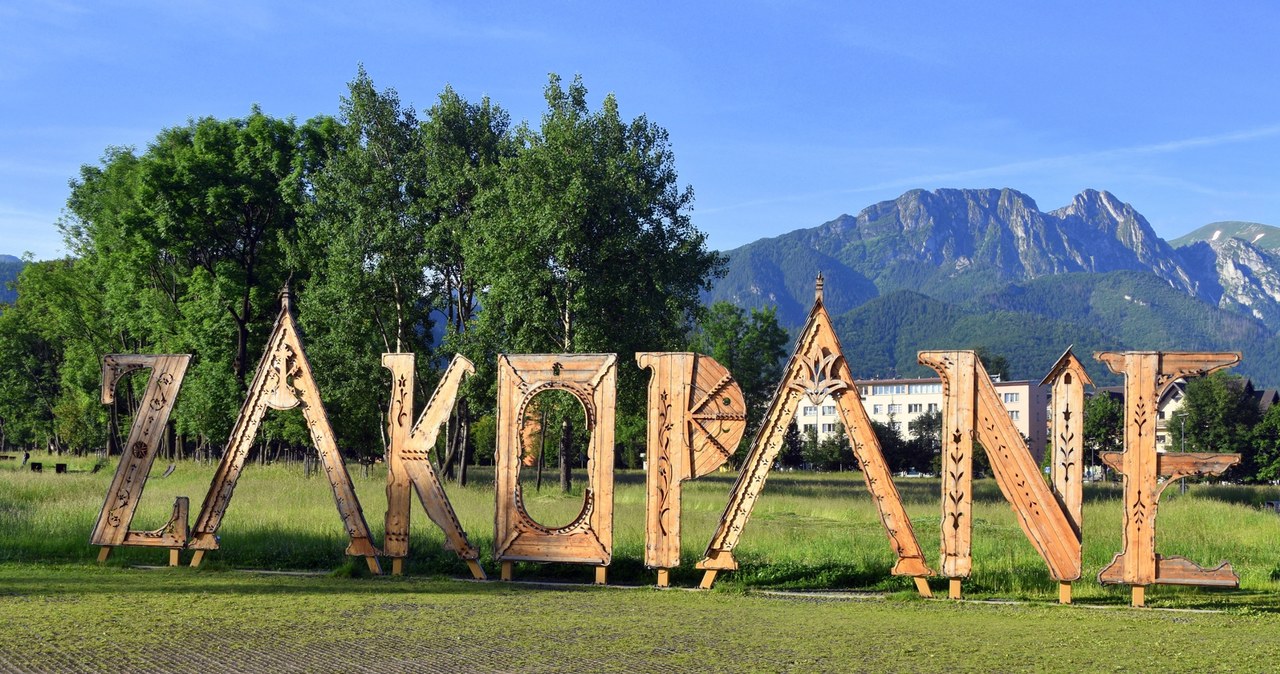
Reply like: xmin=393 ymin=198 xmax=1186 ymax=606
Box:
xmin=90 ymin=354 xmax=191 ymax=554
xmin=1041 ymin=349 xmax=1092 ymax=539
xmin=919 ymin=350 xmax=1081 ymax=582
xmin=382 ymin=353 xmax=483 ymax=578
xmin=637 ymin=352 xmax=745 ymax=572
xmin=494 ymin=354 xmax=617 ymax=566
xmin=1095 ymin=351 xmax=1241 ymax=592
xmin=699 ymin=277 xmax=931 ymax=588
xmin=189 ymin=290 xmax=381 ymax=569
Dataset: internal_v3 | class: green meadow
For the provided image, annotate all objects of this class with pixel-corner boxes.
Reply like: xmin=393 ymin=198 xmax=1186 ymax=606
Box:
xmin=2 ymin=457 xmax=1280 ymax=671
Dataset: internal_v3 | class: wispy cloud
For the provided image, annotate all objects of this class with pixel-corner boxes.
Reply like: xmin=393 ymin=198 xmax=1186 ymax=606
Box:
xmin=700 ymin=123 xmax=1280 ymax=214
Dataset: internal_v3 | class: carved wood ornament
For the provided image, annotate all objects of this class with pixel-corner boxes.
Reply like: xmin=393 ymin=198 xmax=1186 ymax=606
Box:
xmin=494 ymin=354 xmax=617 ymax=583
xmin=188 ymin=289 xmax=382 ymax=573
xmin=91 ymin=354 xmax=192 ymax=566
xmin=636 ymin=352 xmax=746 ymax=586
xmin=382 ymin=353 xmax=485 ymax=578
xmin=1041 ymin=348 xmax=1092 ymax=603
xmin=698 ymin=276 xmax=933 ymax=595
xmin=1095 ymin=351 xmax=1242 ymax=607
xmin=918 ymin=350 xmax=1082 ymax=601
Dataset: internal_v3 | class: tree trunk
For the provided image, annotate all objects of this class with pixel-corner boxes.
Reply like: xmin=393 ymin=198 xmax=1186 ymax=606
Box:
xmin=456 ymin=399 xmax=470 ymax=486
xmin=441 ymin=408 xmax=460 ymax=480
xmin=559 ymin=417 xmax=573 ymax=494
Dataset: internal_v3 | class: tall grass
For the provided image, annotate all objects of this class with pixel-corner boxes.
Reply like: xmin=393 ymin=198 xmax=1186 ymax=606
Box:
xmin=3 ymin=455 xmax=1279 ymax=604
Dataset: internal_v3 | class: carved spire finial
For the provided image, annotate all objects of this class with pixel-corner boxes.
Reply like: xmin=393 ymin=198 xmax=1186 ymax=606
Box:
xmin=279 ymin=282 xmax=292 ymax=313
xmin=815 ymin=272 xmax=825 ymax=304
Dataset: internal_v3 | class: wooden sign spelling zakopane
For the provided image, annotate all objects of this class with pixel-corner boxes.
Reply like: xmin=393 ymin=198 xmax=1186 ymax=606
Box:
xmin=382 ymin=353 xmax=484 ymax=579
xmin=636 ymin=352 xmax=746 ymax=587
xmin=698 ymin=276 xmax=933 ymax=596
xmin=91 ymin=354 xmax=191 ymax=566
xmin=187 ymin=289 xmax=382 ymax=573
xmin=493 ymin=354 xmax=617 ymax=584
xmin=1095 ymin=351 xmax=1242 ymax=607
xmin=918 ymin=350 xmax=1082 ymax=602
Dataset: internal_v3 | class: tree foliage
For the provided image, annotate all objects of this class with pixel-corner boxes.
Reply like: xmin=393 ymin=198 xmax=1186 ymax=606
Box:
xmin=0 ymin=71 xmax=721 ymax=474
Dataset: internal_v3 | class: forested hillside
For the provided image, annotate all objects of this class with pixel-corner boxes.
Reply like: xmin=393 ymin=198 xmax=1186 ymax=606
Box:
xmin=710 ymin=189 xmax=1280 ymax=385
xmin=0 ymin=255 xmax=21 ymax=304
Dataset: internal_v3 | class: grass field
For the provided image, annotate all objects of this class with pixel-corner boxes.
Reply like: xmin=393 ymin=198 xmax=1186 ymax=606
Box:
xmin=2 ymin=455 xmax=1280 ymax=671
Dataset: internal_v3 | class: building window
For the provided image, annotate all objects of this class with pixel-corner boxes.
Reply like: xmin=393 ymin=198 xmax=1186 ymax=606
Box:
xmin=1158 ymin=411 xmax=1166 ymax=420
xmin=927 ymin=403 xmax=939 ymax=413
xmin=871 ymin=384 xmax=908 ymax=396
xmin=908 ymin=383 xmax=941 ymax=394
xmin=822 ymin=405 xmax=836 ymax=415
xmin=802 ymin=406 xmax=817 ymax=416
xmin=872 ymin=404 xmax=883 ymax=414
xmin=1009 ymin=410 xmax=1020 ymax=420
xmin=803 ymin=423 xmax=816 ymax=433
xmin=908 ymin=403 xmax=922 ymax=413
xmin=1156 ymin=435 xmax=1166 ymax=444
xmin=890 ymin=421 xmax=901 ymax=432
xmin=1003 ymin=392 xmax=1020 ymax=403
xmin=821 ymin=423 xmax=836 ymax=433
xmin=887 ymin=404 xmax=902 ymax=414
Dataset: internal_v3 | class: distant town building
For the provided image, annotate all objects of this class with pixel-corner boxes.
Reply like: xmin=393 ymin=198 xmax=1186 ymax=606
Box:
xmin=795 ymin=376 xmax=1050 ymax=460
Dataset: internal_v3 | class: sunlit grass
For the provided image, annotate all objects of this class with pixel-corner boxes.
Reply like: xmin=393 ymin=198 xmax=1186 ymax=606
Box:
xmin=3 ymin=455 xmax=1279 ymax=608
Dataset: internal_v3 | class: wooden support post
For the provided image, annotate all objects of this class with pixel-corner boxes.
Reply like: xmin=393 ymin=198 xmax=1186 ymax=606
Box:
xmin=949 ymin=578 xmax=962 ymax=600
xmin=168 ymin=549 xmax=179 ymax=567
xmin=501 ymin=561 xmax=513 ymax=581
xmin=465 ymin=560 xmax=486 ymax=580
xmin=1132 ymin=585 xmax=1145 ymax=608
xmin=364 ymin=556 xmax=382 ymax=575
xmin=1059 ymin=582 xmax=1072 ymax=605
xmin=656 ymin=569 xmax=670 ymax=588
xmin=189 ymin=550 xmax=204 ymax=568
xmin=97 ymin=546 xmax=112 ymax=563
xmin=913 ymin=577 xmax=932 ymax=599
xmin=698 ymin=570 xmax=717 ymax=590
xmin=391 ymin=558 xmax=403 ymax=576
xmin=594 ymin=566 xmax=607 ymax=585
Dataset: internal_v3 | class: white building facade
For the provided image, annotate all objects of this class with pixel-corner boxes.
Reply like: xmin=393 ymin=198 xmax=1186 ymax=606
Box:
xmin=795 ymin=377 xmax=1050 ymax=460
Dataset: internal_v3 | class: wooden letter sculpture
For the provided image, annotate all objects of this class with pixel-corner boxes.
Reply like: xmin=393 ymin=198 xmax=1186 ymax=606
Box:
xmin=188 ymin=289 xmax=382 ymax=573
xmin=91 ymin=354 xmax=192 ymax=566
xmin=699 ymin=276 xmax=932 ymax=595
xmin=1041 ymin=348 xmax=1092 ymax=603
xmin=383 ymin=353 xmax=485 ymax=579
xmin=494 ymin=354 xmax=617 ymax=583
xmin=918 ymin=350 xmax=1081 ymax=601
xmin=636 ymin=352 xmax=746 ymax=587
xmin=1094 ymin=351 xmax=1242 ymax=607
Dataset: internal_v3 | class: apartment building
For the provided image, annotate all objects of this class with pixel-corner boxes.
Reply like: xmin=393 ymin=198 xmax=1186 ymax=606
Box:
xmin=794 ymin=377 xmax=1050 ymax=460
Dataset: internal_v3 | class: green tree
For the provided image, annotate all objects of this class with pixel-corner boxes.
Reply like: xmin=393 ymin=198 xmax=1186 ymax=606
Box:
xmin=906 ymin=409 xmax=942 ymax=473
xmin=481 ymin=74 xmax=722 ymax=491
xmin=1250 ymin=403 xmax=1280 ymax=483
xmin=299 ymin=68 xmax=437 ymax=459
xmin=973 ymin=346 xmax=1011 ymax=381
xmin=779 ymin=421 xmax=805 ymax=469
xmin=689 ymin=301 xmax=789 ymax=462
xmin=420 ymin=84 xmax=514 ymax=483
xmin=1083 ymin=392 xmax=1123 ymax=473
xmin=1168 ymin=372 xmax=1261 ymax=481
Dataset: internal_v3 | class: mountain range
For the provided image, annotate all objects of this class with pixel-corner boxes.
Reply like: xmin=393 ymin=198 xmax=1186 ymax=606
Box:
xmin=0 ymin=254 xmax=22 ymax=305
xmin=706 ymin=188 xmax=1280 ymax=386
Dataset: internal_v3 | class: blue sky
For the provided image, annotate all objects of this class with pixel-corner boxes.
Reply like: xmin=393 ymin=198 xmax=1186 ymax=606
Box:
xmin=3 ymin=1 xmax=1279 ymax=259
